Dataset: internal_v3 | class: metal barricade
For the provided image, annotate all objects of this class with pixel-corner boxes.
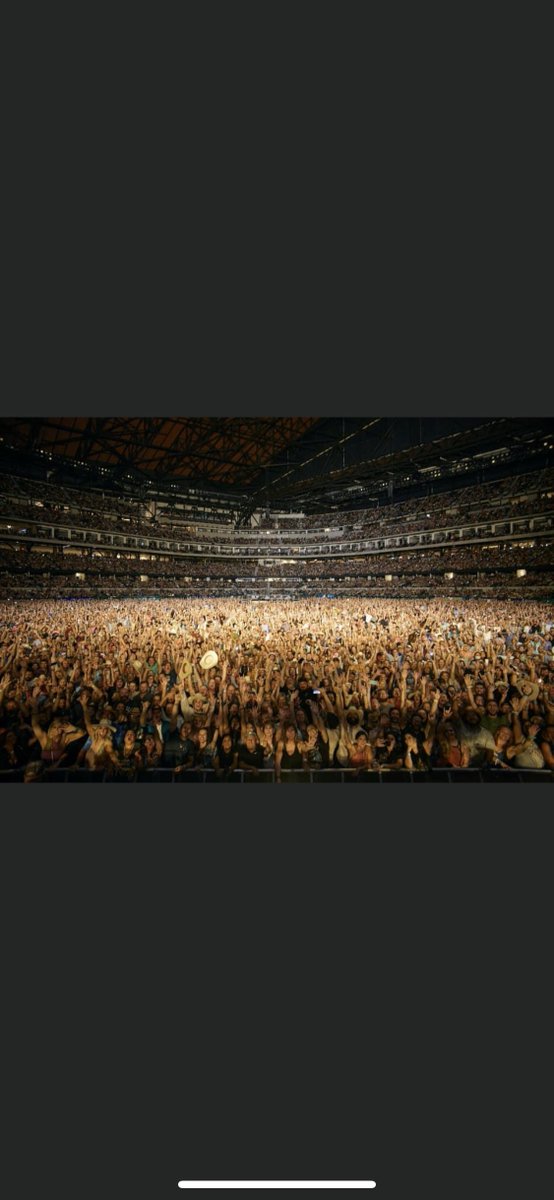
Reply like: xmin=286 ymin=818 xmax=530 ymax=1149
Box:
xmin=1 ymin=767 xmax=553 ymax=785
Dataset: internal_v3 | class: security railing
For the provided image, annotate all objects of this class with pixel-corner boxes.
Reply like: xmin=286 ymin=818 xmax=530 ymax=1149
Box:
xmin=1 ymin=768 xmax=553 ymax=785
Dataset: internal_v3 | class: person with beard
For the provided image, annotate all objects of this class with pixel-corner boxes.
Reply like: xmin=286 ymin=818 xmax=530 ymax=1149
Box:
xmin=388 ymin=706 xmax=406 ymax=737
xmin=344 ymin=705 xmax=363 ymax=738
xmin=296 ymin=676 xmax=315 ymax=713
xmin=455 ymin=706 xmax=496 ymax=768
xmin=145 ymin=703 xmax=173 ymax=746
xmin=403 ymin=697 xmax=437 ymax=766
xmin=480 ymin=697 xmax=510 ymax=735
xmin=403 ymin=710 xmax=426 ymax=742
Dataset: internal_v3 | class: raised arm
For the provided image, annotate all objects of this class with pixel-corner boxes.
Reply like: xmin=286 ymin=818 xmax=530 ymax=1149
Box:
xmin=539 ymin=738 xmax=554 ymax=769
xmin=308 ymin=699 xmax=328 ymax=743
xmin=30 ymin=707 xmax=48 ymax=750
xmin=275 ymin=741 xmax=284 ymax=783
xmin=79 ymin=696 xmax=96 ymax=740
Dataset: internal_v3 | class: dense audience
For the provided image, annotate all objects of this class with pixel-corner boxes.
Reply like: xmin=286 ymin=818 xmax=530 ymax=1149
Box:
xmin=1 ymin=463 xmax=552 ymax=783
xmin=1 ymin=543 xmax=552 ymax=576
xmin=1 ymin=598 xmax=553 ymax=781
xmin=1 ymin=541 xmax=552 ymax=604
xmin=2 ymin=468 xmax=553 ymax=556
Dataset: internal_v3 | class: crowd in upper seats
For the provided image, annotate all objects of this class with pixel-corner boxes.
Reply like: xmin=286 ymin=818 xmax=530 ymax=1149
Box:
xmin=0 ymin=545 xmax=531 ymax=571
xmin=1 ymin=466 xmax=552 ymax=609
xmin=1 ymin=467 xmax=553 ymax=552
xmin=1 ymin=542 xmax=552 ymax=582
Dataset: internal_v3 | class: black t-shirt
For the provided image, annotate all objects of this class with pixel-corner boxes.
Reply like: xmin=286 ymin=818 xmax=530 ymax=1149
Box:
xmin=164 ymin=735 xmax=195 ymax=767
xmin=69 ymin=696 xmax=87 ymax=725
xmin=117 ymin=745 xmax=140 ymax=773
xmin=1 ymin=707 xmax=24 ymax=731
xmin=0 ymin=743 xmax=25 ymax=769
xmin=237 ymin=743 xmax=264 ymax=769
xmin=194 ymin=745 xmax=216 ymax=768
xmin=216 ymin=745 xmax=237 ymax=770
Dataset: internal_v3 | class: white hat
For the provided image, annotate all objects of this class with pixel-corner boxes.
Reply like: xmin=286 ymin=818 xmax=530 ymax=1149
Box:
xmin=518 ymin=681 xmax=539 ymax=700
xmin=200 ymin=650 xmax=218 ymax=670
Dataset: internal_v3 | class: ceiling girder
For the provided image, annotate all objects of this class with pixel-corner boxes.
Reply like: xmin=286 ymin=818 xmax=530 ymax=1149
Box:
xmin=1 ymin=418 xmax=552 ymax=508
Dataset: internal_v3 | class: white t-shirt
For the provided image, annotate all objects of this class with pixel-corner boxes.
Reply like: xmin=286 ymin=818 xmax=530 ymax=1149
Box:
xmin=514 ymin=742 xmax=544 ymax=770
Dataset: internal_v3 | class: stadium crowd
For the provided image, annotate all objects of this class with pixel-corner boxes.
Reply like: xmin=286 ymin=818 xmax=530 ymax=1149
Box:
xmin=1 ymin=597 xmax=553 ymax=781
xmin=1 ymin=541 xmax=552 ymax=605
xmin=1 ymin=468 xmax=553 ymax=553
xmin=1 ymin=543 xmax=552 ymax=577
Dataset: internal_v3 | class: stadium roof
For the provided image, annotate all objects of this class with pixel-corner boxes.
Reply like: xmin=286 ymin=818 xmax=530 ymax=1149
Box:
xmin=0 ymin=416 xmax=552 ymax=509
xmin=0 ymin=417 xmax=320 ymax=488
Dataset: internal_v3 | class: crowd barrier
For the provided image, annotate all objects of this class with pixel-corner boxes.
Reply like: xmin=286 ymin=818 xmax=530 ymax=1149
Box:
xmin=0 ymin=768 xmax=552 ymax=785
